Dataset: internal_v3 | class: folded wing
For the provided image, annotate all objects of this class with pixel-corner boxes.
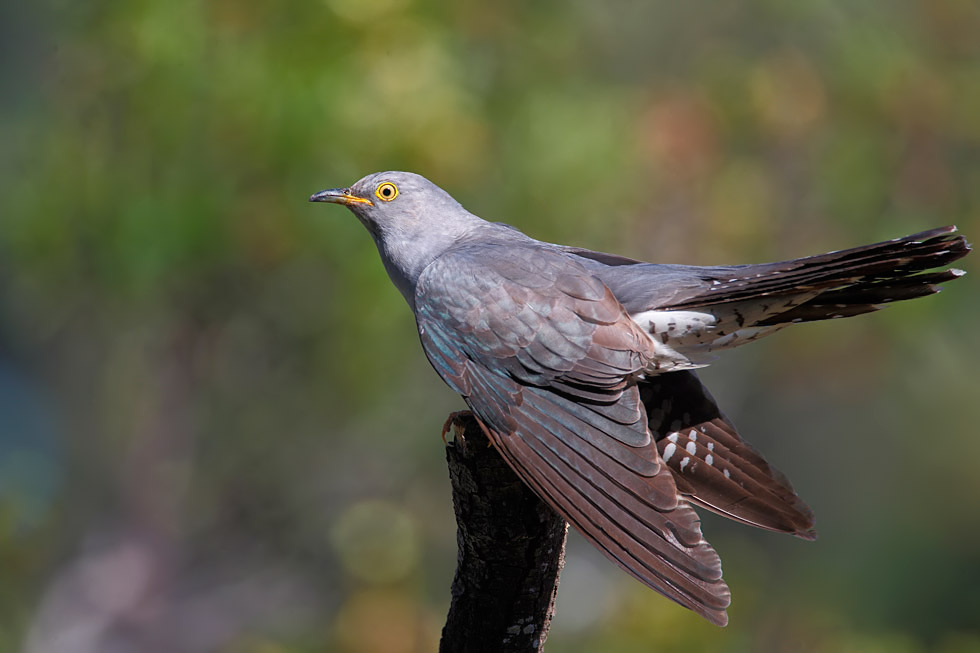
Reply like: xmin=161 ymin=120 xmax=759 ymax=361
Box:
xmin=641 ymin=371 xmax=816 ymax=539
xmin=415 ymin=243 xmax=732 ymax=625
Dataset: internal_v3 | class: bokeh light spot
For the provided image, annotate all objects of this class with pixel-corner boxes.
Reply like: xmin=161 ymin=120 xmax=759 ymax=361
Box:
xmin=330 ymin=499 xmax=421 ymax=584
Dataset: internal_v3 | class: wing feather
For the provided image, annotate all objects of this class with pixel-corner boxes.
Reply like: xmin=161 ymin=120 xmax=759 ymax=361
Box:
xmin=416 ymin=244 xmax=732 ymax=624
xmin=642 ymin=371 xmax=816 ymax=539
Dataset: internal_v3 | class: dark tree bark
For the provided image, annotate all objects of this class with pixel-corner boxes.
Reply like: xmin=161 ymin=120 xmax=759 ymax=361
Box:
xmin=440 ymin=412 xmax=568 ymax=653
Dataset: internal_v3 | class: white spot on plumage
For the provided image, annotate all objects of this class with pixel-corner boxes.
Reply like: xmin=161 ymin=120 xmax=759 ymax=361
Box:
xmin=667 ymin=432 xmax=679 ymax=444
xmin=707 ymin=442 xmax=714 ymax=451
xmin=680 ymin=457 xmax=691 ymax=471
xmin=689 ymin=430 xmax=697 ymax=441
xmin=632 ymin=297 xmax=813 ymax=365
xmin=686 ymin=441 xmax=697 ymax=456
xmin=629 ymin=309 xmax=713 ymax=372
xmin=723 ymin=468 xmax=730 ymax=478
xmin=633 ymin=309 xmax=716 ymax=334
xmin=705 ymin=453 xmax=714 ymax=466
xmin=663 ymin=442 xmax=676 ymax=463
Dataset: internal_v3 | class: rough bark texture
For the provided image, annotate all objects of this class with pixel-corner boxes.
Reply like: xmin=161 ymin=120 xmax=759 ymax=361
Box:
xmin=440 ymin=412 xmax=568 ymax=653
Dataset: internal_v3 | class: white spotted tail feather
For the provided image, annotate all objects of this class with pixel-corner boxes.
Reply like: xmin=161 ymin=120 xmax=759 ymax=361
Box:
xmin=580 ymin=227 xmax=970 ymax=370
xmin=645 ymin=227 xmax=969 ymax=360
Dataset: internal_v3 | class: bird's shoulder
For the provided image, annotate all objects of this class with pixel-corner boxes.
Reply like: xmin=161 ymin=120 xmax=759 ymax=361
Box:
xmin=415 ymin=230 xmax=608 ymax=311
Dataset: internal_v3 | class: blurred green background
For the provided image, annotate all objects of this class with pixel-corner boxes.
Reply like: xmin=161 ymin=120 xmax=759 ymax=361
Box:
xmin=1 ymin=1 xmax=978 ymax=651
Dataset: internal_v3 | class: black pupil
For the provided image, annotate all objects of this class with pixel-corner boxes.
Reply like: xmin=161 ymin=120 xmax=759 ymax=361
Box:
xmin=382 ymin=186 xmax=392 ymax=197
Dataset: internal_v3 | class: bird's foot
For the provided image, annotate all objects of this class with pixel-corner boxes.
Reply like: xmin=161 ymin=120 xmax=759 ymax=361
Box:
xmin=441 ymin=410 xmax=474 ymax=445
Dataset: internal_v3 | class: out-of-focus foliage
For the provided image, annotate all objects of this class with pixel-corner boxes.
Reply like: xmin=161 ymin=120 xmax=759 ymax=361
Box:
xmin=1 ymin=0 xmax=978 ymax=651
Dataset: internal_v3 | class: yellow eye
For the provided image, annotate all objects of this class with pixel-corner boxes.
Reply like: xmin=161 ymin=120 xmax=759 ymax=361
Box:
xmin=375 ymin=182 xmax=399 ymax=202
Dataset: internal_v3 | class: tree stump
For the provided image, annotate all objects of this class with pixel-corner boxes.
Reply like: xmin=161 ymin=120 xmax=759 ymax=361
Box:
xmin=440 ymin=412 xmax=568 ymax=653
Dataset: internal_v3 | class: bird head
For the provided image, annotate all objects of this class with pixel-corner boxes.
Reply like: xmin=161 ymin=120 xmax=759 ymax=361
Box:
xmin=309 ymin=171 xmax=486 ymax=306
xmin=309 ymin=171 xmax=470 ymax=241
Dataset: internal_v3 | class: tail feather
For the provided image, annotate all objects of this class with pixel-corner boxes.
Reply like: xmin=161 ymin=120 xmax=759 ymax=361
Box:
xmin=801 ymin=267 xmax=965 ymax=306
xmin=672 ymin=226 xmax=969 ymax=313
xmin=621 ymin=227 xmax=968 ymax=361
xmin=760 ymin=267 xmax=967 ymax=325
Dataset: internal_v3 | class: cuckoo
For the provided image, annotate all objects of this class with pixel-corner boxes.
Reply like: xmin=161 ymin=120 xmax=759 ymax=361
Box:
xmin=310 ymin=171 xmax=970 ymax=626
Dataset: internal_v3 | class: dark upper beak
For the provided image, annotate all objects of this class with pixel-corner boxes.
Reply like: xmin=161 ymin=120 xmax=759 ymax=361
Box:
xmin=308 ymin=188 xmax=374 ymax=206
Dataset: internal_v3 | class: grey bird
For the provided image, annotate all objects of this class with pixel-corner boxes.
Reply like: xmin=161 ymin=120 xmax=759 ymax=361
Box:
xmin=310 ymin=171 xmax=970 ymax=626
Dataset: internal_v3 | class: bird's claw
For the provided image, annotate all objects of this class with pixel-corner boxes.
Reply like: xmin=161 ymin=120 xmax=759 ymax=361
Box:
xmin=441 ymin=410 xmax=473 ymax=445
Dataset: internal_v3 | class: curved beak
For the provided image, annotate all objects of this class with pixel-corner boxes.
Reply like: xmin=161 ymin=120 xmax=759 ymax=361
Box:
xmin=309 ymin=187 xmax=374 ymax=206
